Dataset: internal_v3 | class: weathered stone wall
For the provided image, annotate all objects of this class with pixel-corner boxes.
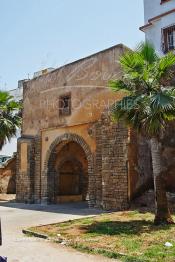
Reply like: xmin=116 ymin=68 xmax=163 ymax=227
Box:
xmin=15 ymin=121 xmax=175 ymax=208
xmin=127 ymin=122 xmax=175 ymax=199
xmin=33 ymin=136 xmax=41 ymax=203
xmin=16 ymin=137 xmax=35 ymax=203
xmin=128 ymin=122 xmax=175 ymax=199
xmin=16 ymin=44 xmax=132 ymax=209
xmin=161 ymin=122 xmax=175 ymax=192
xmin=131 ymin=190 xmax=175 ymax=212
xmin=0 ymin=156 xmax=16 ymax=194
xmin=16 ymin=135 xmax=41 ymax=203
xmin=90 ymin=111 xmax=129 ymax=210
xmin=22 ymin=44 xmax=127 ymax=137
xmin=16 ymin=117 xmax=130 ymax=210
xmin=129 ymin=132 xmax=153 ymax=199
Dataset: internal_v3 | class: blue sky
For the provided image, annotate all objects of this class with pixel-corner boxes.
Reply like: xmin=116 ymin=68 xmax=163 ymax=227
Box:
xmin=0 ymin=0 xmax=144 ymax=90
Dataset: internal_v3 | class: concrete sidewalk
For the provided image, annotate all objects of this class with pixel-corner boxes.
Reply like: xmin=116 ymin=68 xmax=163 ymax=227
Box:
xmin=0 ymin=202 xmax=115 ymax=262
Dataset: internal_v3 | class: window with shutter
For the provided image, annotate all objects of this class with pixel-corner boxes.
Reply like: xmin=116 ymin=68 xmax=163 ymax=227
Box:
xmin=162 ymin=25 xmax=175 ymax=53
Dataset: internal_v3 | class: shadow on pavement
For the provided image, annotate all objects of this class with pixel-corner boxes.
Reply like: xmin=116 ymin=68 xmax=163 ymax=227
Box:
xmin=0 ymin=201 xmax=105 ymax=216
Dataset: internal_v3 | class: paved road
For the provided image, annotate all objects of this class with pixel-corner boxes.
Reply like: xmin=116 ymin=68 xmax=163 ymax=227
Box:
xmin=0 ymin=201 xmax=114 ymax=262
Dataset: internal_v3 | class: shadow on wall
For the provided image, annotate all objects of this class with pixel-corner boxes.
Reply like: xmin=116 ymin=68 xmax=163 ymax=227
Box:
xmin=130 ymin=123 xmax=175 ymax=200
xmin=6 ymin=175 xmax=16 ymax=194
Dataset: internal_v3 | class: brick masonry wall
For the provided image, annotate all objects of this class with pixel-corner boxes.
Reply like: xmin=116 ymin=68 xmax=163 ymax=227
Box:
xmin=34 ymin=136 xmax=41 ymax=203
xmin=91 ymin=110 xmax=129 ymax=210
xmin=0 ymin=156 xmax=16 ymax=194
xmin=16 ymin=117 xmax=130 ymax=210
xmin=16 ymin=121 xmax=175 ymax=208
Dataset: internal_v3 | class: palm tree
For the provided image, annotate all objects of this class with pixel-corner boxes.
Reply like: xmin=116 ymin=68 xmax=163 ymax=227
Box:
xmin=0 ymin=90 xmax=21 ymax=149
xmin=0 ymin=90 xmax=21 ymax=245
xmin=109 ymin=42 xmax=175 ymax=225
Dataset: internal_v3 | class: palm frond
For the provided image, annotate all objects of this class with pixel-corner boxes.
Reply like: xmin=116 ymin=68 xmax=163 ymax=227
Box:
xmin=120 ymin=51 xmax=144 ymax=74
xmin=151 ymin=90 xmax=175 ymax=112
xmin=136 ymin=41 xmax=158 ymax=64
xmin=0 ymin=90 xmax=21 ymax=150
xmin=109 ymin=80 xmax=131 ymax=93
xmin=157 ymin=52 xmax=175 ymax=79
xmin=110 ymin=41 xmax=175 ymax=138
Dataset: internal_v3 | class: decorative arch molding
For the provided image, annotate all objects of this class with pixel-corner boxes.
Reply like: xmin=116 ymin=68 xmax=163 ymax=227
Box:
xmin=41 ymin=133 xmax=95 ymax=206
xmin=44 ymin=133 xmax=93 ymax=167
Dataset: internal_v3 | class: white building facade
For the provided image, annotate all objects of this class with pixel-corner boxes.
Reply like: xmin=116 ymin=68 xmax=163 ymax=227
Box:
xmin=140 ymin=0 xmax=175 ymax=55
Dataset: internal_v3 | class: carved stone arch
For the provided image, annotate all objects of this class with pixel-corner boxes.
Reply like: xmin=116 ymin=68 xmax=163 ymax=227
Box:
xmin=41 ymin=133 xmax=95 ymax=206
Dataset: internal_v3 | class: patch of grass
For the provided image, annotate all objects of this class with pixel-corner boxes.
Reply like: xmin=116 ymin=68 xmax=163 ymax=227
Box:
xmin=86 ymin=220 xmax=155 ymax=236
xmin=80 ymin=218 xmax=94 ymax=225
xmin=71 ymin=242 xmax=123 ymax=259
xmin=29 ymin=211 xmax=175 ymax=261
xmin=72 ymin=242 xmax=147 ymax=262
xmin=143 ymin=243 xmax=175 ymax=262
xmin=121 ymin=239 xmax=142 ymax=253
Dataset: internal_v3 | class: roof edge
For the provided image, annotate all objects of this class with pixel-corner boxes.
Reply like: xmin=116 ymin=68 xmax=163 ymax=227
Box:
xmin=140 ymin=8 xmax=175 ymax=32
xmin=25 ymin=43 xmax=130 ymax=84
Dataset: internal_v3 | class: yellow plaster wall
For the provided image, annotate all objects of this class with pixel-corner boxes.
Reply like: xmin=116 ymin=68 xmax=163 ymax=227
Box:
xmin=20 ymin=143 xmax=28 ymax=172
xmin=22 ymin=44 xmax=127 ymax=136
xmin=41 ymin=123 xmax=95 ymax=172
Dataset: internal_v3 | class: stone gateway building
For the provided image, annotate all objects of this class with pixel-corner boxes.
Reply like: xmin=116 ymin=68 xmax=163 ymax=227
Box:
xmin=16 ymin=44 xmax=153 ymax=210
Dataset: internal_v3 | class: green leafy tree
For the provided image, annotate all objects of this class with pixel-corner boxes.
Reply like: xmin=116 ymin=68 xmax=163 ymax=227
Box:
xmin=0 ymin=90 xmax=21 ymax=150
xmin=109 ymin=42 xmax=175 ymax=225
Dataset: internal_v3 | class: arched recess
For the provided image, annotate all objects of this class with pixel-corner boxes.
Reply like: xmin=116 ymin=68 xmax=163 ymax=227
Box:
xmin=42 ymin=133 xmax=94 ymax=205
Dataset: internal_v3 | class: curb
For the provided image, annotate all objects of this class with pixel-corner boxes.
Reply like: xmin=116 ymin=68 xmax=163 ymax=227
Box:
xmin=22 ymin=229 xmax=65 ymax=243
xmin=22 ymin=229 xmax=48 ymax=239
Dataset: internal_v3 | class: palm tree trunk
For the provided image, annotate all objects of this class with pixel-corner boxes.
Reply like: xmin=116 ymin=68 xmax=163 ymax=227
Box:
xmin=150 ymin=137 xmax=174 ymax=225
xmin=0 ymin=140 xmax=4 ymax=150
